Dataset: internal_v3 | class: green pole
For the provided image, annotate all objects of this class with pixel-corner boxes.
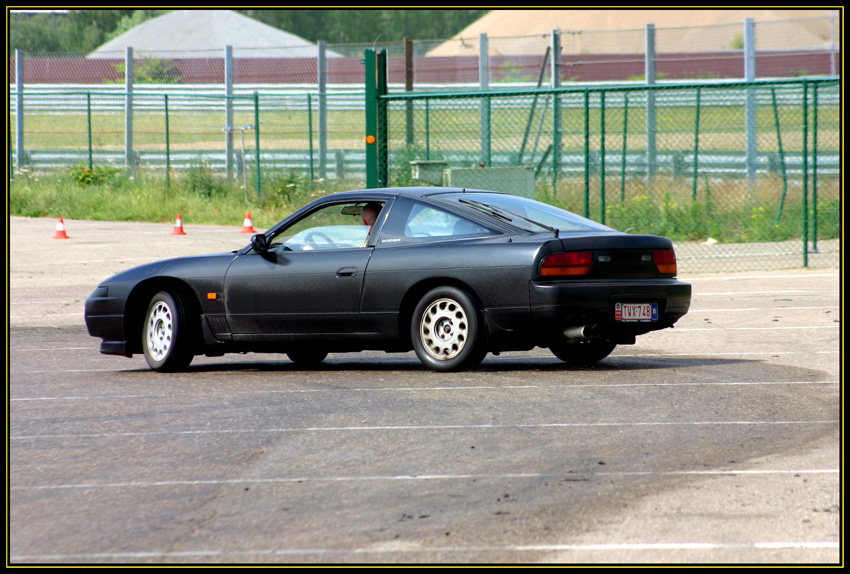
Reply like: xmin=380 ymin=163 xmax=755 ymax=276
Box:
xmin=583 ymin=90 xmax=590 ymax=218
xmin=364 ymin=49 xmax=377 ymax=188
xmin=811 ymin=83 xmax=818 ymax=252
xmin=485 ymin=96 xmax=492 ymax=166
xmin=254 ymin=92 xmax=260 ymax=199
xmin=518 ymin=47 xmax=550 ymax=165
xmin=87 ymin=92 xmax=93 ymax=170
xmin=801 ymin=81 xmax=808 ymax=268
xmin=600 ymin=91 xmax=605 ymax=224
xmin=552 ymin=93 xmax=560 ymax=194
xmin=425 ymin=99 xmax=430 ymax=161
xmin=164 ymin=94 xmax=170 ymax=189
xmin=692 ymin=87 xmax=700 ymax=200
xmin=308 ymin=93 xmax=315 ymax=187
xmin=771 ymin=88 xmax=788 ymax=223
xmin=621 ymin=92 xmax=628 ymax=202
xmin=377 ymin=49 xmax=388 ymax=187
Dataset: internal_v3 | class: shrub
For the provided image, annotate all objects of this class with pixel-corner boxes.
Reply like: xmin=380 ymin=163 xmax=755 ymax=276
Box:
xmin=69 ymin=163 xmax=121 ymax=186
xmin=181 ymin=160 xmax=225 ymax=198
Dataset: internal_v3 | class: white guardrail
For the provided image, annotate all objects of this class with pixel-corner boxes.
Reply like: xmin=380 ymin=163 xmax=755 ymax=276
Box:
xmin=9 ymin=80 xmax=841 ymax=113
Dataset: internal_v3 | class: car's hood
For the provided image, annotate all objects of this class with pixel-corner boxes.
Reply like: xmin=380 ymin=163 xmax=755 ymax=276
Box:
xmin=99 ymin=251 xmax=239 ymax=286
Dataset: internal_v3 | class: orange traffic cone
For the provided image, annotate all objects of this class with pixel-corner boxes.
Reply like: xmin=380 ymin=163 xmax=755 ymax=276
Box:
xmin=240 ymin=212 xmax=257 ymax=233
xmin=170 ymin=214 xmax=187 ymax=235
xmin=53 ymin=217 xmax=70 ymax=239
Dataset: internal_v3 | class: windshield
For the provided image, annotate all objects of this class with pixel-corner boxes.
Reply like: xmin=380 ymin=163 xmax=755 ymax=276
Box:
xmin=434 ymin=192 xmax=615 ymax=234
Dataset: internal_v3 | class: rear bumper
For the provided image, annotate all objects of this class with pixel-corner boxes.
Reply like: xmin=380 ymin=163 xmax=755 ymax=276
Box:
xmin=529 ymin=278 xmax=691 ymax=338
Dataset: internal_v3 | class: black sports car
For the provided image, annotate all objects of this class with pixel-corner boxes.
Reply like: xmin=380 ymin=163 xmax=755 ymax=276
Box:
xmin=85 ymin=187 xmax=691 ymax=372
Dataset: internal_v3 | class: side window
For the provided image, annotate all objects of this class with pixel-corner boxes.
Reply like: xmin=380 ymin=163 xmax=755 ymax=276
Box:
xmin=379 ymin=197 xmax=496 ymax=246
xmin=270 ymin=202 xmax=380 ymax=251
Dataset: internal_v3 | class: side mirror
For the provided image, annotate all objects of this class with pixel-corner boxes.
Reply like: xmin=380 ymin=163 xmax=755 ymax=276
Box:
xmin=250 ymin=234 xmax=269 ymax=253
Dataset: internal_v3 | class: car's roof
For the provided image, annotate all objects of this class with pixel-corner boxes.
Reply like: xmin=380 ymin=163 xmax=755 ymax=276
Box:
xmin=324 ymin=187 xmax=505 ymax=201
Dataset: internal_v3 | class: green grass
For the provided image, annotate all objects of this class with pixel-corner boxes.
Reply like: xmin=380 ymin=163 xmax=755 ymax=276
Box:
xmin=539 ymin=175 xmax=841 ymax=244
xmin=10 ymin=163 xmax=839 ymax=246
xmin=9 ymin=164 xmax=356 ymax=230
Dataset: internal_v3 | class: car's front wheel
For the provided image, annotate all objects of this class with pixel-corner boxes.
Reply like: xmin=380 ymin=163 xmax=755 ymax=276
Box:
xmin=549 ymin=339 xmax=617 ymax=366
xmin=411 ymin=287 xmax=486 ymax=372
xmin=143 ymin=291 xmax=195 ymax=372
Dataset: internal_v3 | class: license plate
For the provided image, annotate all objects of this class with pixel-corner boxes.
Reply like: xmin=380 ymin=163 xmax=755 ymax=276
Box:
xmin=615 ymin=302 xmax=658 ymax=322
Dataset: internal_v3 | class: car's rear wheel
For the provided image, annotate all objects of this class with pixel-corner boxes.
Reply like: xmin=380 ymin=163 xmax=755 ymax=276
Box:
xmin=286 ymin=348 xmax=328 ymax=367
xmin=143 ymin=291 xmax=195 ymax=372
xmin=549 ymin=339 xmax=617 ymax=366
xmin=412 ymin=287 xmax=486 ymax=372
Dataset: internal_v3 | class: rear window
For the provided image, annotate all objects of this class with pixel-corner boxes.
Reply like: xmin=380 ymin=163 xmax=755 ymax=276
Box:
xmin=434 ymin=192 xmax=614 ymax=234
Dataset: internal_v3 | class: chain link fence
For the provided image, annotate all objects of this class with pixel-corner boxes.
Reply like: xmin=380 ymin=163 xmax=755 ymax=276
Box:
xmin=9 ymin=14 xmax=841 ymax=272
xmin=375 ymin=78 xmax=840 ymax=273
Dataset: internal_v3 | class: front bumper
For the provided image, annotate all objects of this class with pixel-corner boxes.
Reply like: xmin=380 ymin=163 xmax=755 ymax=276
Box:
xmin=85 ymin=285 xmax=132 ymax=357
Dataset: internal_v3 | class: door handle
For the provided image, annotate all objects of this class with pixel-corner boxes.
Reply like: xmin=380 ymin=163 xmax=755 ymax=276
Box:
xmin=337 ymin=266 xmax=358 ymax=277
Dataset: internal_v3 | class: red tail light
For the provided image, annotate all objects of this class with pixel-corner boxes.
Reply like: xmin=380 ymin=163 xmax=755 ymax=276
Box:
xmin=654 ymin=250 xmax=677 ymax=274
xmin=540 ymin=251 xmax=593 ymax=277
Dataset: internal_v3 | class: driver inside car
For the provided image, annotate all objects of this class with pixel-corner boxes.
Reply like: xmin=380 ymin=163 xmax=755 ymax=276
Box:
xmin=361 ymin=202 xmax=383 ymax=246
xmin=361 ymin=202 xmax=382 ymax=229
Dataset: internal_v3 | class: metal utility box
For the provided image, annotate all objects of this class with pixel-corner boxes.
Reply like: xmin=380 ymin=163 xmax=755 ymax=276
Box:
xmin=409 ymin=160 xmax=448 ymax=186
xmin=410 ymin=161 xmax=535 ymax=198
xmin=443 ymin=166 xmax=535 ymax=198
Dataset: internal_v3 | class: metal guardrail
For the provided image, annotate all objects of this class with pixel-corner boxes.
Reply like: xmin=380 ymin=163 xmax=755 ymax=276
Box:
xmin=18 ymin=148 xmax=839 ymax=180
xmin=8 ymin=79 xmax=842 ymax=114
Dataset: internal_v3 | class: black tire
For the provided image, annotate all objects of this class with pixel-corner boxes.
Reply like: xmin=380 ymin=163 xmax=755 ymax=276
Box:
xmin=411 ymin=286 xmax=486 ymax=372
xmin=549 ymin=339 xmax=617 ymax=366
xmin=142 ymin=291 xmax=195 ymax=372
xmin=286 ymin=348 xmax=328 ymax=367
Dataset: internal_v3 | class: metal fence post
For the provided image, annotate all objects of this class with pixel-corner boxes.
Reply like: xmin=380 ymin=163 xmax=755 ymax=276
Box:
xmin=15 ymin=50 xmax=24 ymax=171
xmin=801 ymin=80 xmax=808 ymax=268
xmin=225 ymin=45 xmax=234 ymax=180
xmin=518 ymin=46 xmax=550 ymax=166
xmin=425 ymin=99 xmax=430 ymax=160
xmin=364 ymin=49 xmax=377 ymax=188
xmin=405 ymin=37 xmax=414 ymax=147
xmin=377 ymin=49 xmax=388 ymax=187
xmin=254 ymin=91 xmax=260 ymax=199
xmin=645 ymin=24 xmax=656 ymax=182
xmin=771 ymin=88 xmax=788 ymax=223
xmin=479 ymin=33 xmax=490 ymax=166
xmin=830 ymin=10 xmax=838 ymax=76
xmin=164 ymin=94 xmax=170 ymax=189
xmin=692 ymin=87 xmax=701 ymax=200
xmin=318 ymin=40 xmax=327 ymax=179
xmin=600 ymin=90 xmax=606 ymax=224
xmin=583 ymin=89 xmax=590 ymax=218
xmin=811 ymin=83 xmax=818 ymax=252
xmin=125 ymin=47 xmax=134 ymax=171
xmin=620 ymin=92 xmax=628 ymax=202
xmin=87 ymin=92 xmax=93 ymax=170
xmin=744 ymin=19 xmax=757 ymax=181
xmin=550 ymin=30 xmax=561 ymax=192
xmin=308 ymin=93 xmax=315 ymax=185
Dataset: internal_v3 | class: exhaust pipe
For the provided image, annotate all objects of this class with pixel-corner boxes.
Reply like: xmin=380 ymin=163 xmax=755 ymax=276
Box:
xmin=563 ymin=324 xmax=602 ymax=341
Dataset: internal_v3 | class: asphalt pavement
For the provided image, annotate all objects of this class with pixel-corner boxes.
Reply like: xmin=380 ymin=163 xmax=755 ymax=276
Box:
xmin=8 ymin=216 xmax=841 ymax=564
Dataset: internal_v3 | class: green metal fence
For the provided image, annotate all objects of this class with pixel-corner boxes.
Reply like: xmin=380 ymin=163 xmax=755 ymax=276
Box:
xmin=367 ymin=53 xmax=839 ymax=273
xmin=9 ymin=87 xmax=368 ymax=192
xmin=8 ymin=54 xmax=840 ymax=274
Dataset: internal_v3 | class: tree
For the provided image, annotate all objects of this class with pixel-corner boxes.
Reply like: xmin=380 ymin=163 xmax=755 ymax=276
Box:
xmin=9 ymin=9 xmax=133 ymax=54
xmin=9 ymin=9 xmax=489 ymax=55
xmin=236 ymin=9 xmax=488 ymax=44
